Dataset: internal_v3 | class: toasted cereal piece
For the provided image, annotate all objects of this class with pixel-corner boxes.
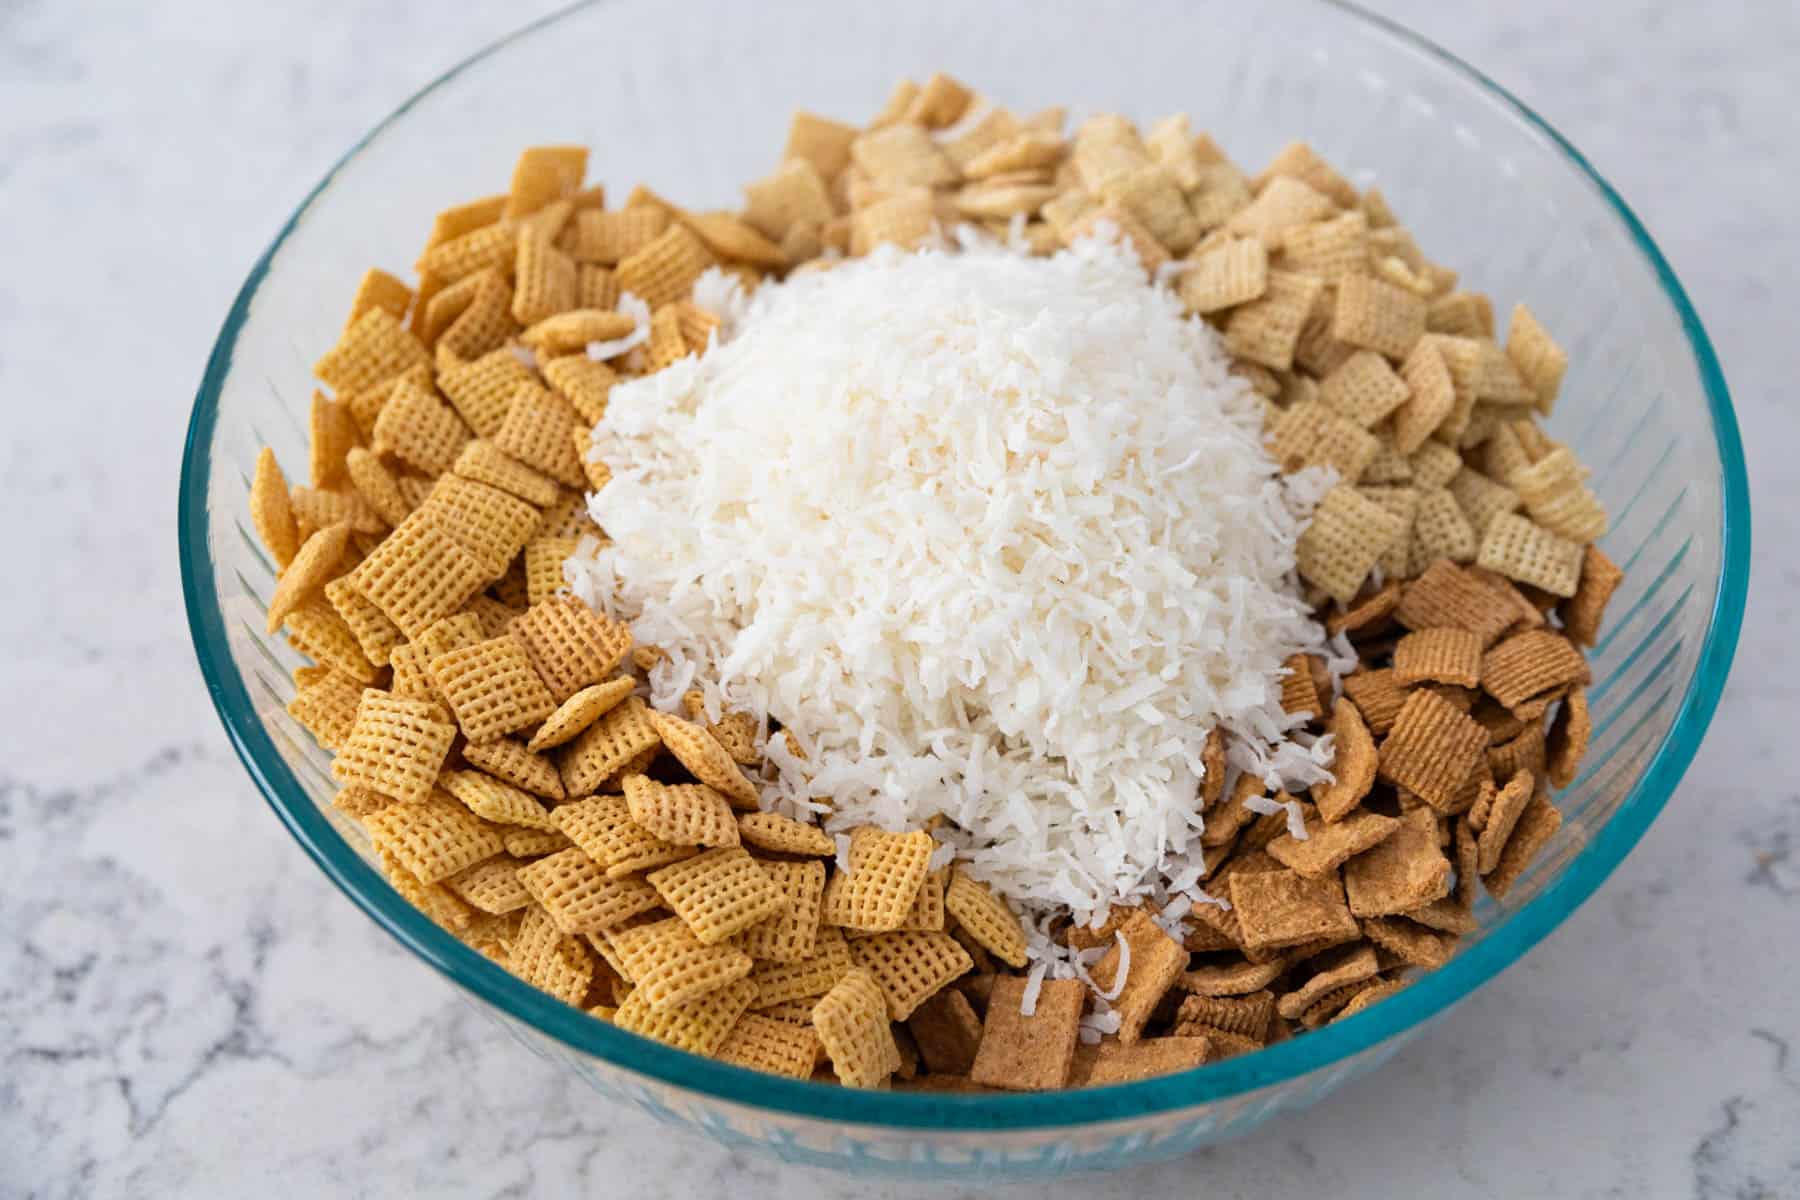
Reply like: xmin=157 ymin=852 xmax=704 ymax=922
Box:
xmin=1546 ymin=688 xmax=1591 ymax=789
xmin=576 ymin=263 xmax=618 ymax=311
xmin=1475 ymin=513 xmax=1584 ymax=598
xmin=822 ymin=828 xmax=936 ymax=933
xmin=519 ymin=310 xmax=636 ymax=360
xmin=737 ymin=811 xmax=836 ymax=858
xmin=648 ymin=847 xmax=785 ymax=945
xmin=522 ymin=536 xmax=578 ymax=607
xmin=331 ymin=784 xmax=392 ymax=820
xmin=1278 ymin=210 xmax=1369 ymax=284
xmin=615 ymin=224 xmax=716 ymax=309
xmin=511 ymin=595 xmax=633 ymax=702
xmin=736 ymin=859 xmax=826 ymax=964
xmin=851 ymin=123 xmax=959 ymax=190
xmin=968 ymin=975 xmax=1085 ymax=1092
xmin=556 ymin=696 xmax=660 ymax=796
xmin=449 ymin=441 xmax=561 ymax=511
xmin=1505 ymin=303 xmax=1567 ymax=416
xmin=610 ymin=915 xmax=754 ymax=1010
xmin=1039 ymin=186 xmax=1097 ymax=239
xmin=286 ymin=668 xmax=365 ymax=752
xmin=783 ymin=109 xmax=858 ymax=180
xmin=447 ymin=855 xmax=534 ymax=915
xmin=1377 ymin=689 xmax=1490 ymax=813
xmin=264 ymin=521 xmax=351 ymax=634
xmin=1412 ymin=485 xmax=1479 ymax=567
xmin=308 ymin=393 xmax=360 ymax=490
xmin=433 ymin=348 xmax=530 ymax=438
xmin=1394 ymin=560 xmax=1519 ymax=646
xmin=1224 ymin=270 xmax=1325 ymax=372
xmin=1090 ymin=910 xmax=1189 ymax=1043
xmin=1098 ymin=163 xmax=1199 ymax=252
xmin=751 ymin=927 xmax=853 ymax=1008
xmin=249 ymin=448 xmax=301 ymax=569
xmin=502 ymin=829 xmax=570 ymax=865
xmin=1269 ymin=808 xmax=1398 ymax=877
xmin=427 ymin=635 xmax=556 ymax=744
xmin=540 ymin=355 xmax=617 ymax=427
xmin=332 ymin=691 xmax=457 ymax=805
xmin=525 ymin=678 xmax=634 ymax=752
xmin=677 ymin=211 xmax=786 ymax=270
xmin=906 ymin=987 xmax=984 ymax=1076
xmin=487 ymin=383 xmax=584 ymax=488
xmin=516 ymin=847 xmax=663 ymax=935
xmin=512 ymin=234 xmax=578 ymax=325
xmin=416 ymin=220 xmax=518 ymax=289
xmin=1177 ymin=957 xmax=1288 ymax=998
xmin=288 ymin=484 xmax=383 ymax=538
xmin=1487 ymin=720 xmax=1548 ymax=782
xmin=1277 ymin=945 xmax=1381 ymax=1022
xmin=1480 ymin=629 xmax=1590 ymax=714
xmin=315 ymin=308 xmax=431 ymax=395
xmin=642 ymin=304 xmax=688 ymax=373
xmin=347 ymin=514 xmax=489 ymax=641
xmin=615 ymin=975 xmax=756 ymax=1056
xmin=1427 ymin=291 xmax=1494 ymax=338
xmin=344 ymin=267 xmax=413 ymax=332
xmin=1407 ymin=439 xmax=1463 ymax=492
xmin=1188 ymin=162 xmax=1255 ymax=232
xmin=622 ymin=775 xmax=739 ymax=848
xmin=811 ymin=968 xmax=903 ymax=1089
xmin=742 ymin=159 xmax=835 ymax=241
xmin=849 ymin=931 xmax=973 ymax=1021
xmin=1475 ymin=769 xmax=1537 ymax=875
xmin=553 ymin=796 xmax=689 ymax=879
xmin=1319 ymin=351 xmax=1409 ymax=428
xmin=501 ymin=145 xmax=586 ymax=220
xmin=1257 ymin=141 xmax=1358 ymax=208
xmin=1174 ymin=990 xmax=1275 ymax=1042
xmin=1359 ymin=914 xmax=1455 ymax=971
xmin=1227 ymin=869 xmax=1360 ymax=953
xmin=1327 ymin=578 xmax=1403 ymax=638
xmin=898 ymin=71 xmax=972 ymax=128
xmin=1267 ymin=400 xmax=1381 ymax=481
xmin=954 ymin=179 xmax=1058 ymax=220
xmin=644 ymin=710 xmax=759 ymax=809
xmin=1343 ymin=807 xmax=1451 ymax=917
xmin=440 ymin=768 xmax=556 ymax=832
xmin=1482 ymin=789 xmax=1562 ymax=899
xmin=340 ymin=448 xmax=410 ymax=530
xmin=1224 ymin=176 xmax=1336 ymax=247
xmin=369 ymin=378 xmax=468 ymax=477
xmin=1310 ymin=697 xmax=1378 ymax=823
xmin=1296 ymin=484 xmax=1407 ymax=605
xmin=717 ymin=1013 xmax=819 ymax=1079
xmin=1333 ymin=274 xmax=1426 ymax=361
xmin=1357 ymin=484 xmax=1417 ymax=580
xmin=365 ymin=787 xmax=503 ymax=883
xmin=1178 ymin=236 xmax=1267 ymax=314
xmin=379 ymin=849 xmax=476 ymax=931
xmin=849 ymin=187 xmax=936 ymax=256
xmin=435 ymin=273 xmax=521 ymax=369
xmin=1068 ymin=1036 xmax=1214 ymax=1086
xmin=1393 ymin=627 xmax=1483 ymax=688
xmin=965 ymin=129 xmax=1063 ymax=180
xmin=414 ymin=612 xmax=484 ymax=661
xmin=417 ymin=269 xmax=486 ymax=350
xmin=569 ymin=208 xmax=670 ymax=267
xmin=1279 ymin=652 xmax=1322 ymax=718
xmin=1389 ymin=340 xmax=1457 ymax=456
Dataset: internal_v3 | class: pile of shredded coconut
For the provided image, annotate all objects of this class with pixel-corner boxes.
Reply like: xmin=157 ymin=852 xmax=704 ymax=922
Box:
xmin=568 ymin=231 xmax=1346 ymax=962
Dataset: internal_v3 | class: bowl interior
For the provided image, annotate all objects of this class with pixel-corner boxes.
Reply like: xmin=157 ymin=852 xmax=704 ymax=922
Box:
xmin=180 ymin=0 xmax=1747 ymax=1137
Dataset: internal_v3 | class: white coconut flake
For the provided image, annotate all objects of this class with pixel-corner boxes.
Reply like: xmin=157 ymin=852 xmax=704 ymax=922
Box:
xmin=832 ymin=833 xmax=853 ymax=876
xmin=1019 ymin=961 xmax=1049 ymax=1017
xmin=587 ymin=291 xmax=651 ymax=360
xmin=926 ymin=840 xmax=957 ymax=872
xmin=569 ymin=233 xmax=1337 ymax=960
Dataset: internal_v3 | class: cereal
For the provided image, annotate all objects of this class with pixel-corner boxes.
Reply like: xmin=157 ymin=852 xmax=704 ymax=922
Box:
xmin=1174 ymin=990 xmax=1274 ymax=1041
xmin=427 ymin=635 xmax=556 ymax=744
xmin=1343 ymin=807 xmax=1451 ymax=917
xmin=452 ymin=439 xmax=563 ymax=509
xmin=1394 ymin=559 xmax=1520 ymax=647
xmin=315 ymin=308 xmax=430 ymax=396
xmin=286 ymin=668 xmax=365 ymax=752
xmin=540 ymin=354 xmax=617 ymax=425
xmin=1333 ymin=274 xmax=1426 ymax=361
xmin=364 ymin=788 xmax=504 ymax=883
xmin=1377 ymin=688 xmax=1490 ymax=812
xmin=751 ymin=926 xmax=853 ymax=1009
xmin=1225 ymin=176 xmax=1336 ymax=247
xmin=1178 ymin=957 xmax=1289 ymax=997
xmin=822 ymin=829 xmax=936 ymax=933
xmin=1318 ymin=351 xmax=1409 ymax=428
xmin=331 ymin=690 xmax=456 ymax=805
xmin=1227 ymin=869 xmax=1359 ymax=953
xmin=615 ymin=224 xmax=716 ymax=308
xmin=1296 ymin=484 xmax=1407 ymax=605
xmin=504 ymin=146 xmax=587 ymax=220
xmin=511 ymin=596 xmax=633 ymax=705
xmin=448 ymin=856 xmax=534 ymax=915
xmin=850 ymin=187 xmax=936 ymax=256
xmin=615 ymin=976 xmax=756 ymax=1057
xmin=610 ymin=916 xmax=754 ymax=1009
xmin=623 ymin=775 xmax=740 ymax=848
xmin=1483 ymin=788 xmax=1562 ymax=898
xmin=1392 ymin=627 xmax=1483 ymax=689
xmin=1481 ymin=629 xmax=1591 ymax=712
xmin=516 ymin=847 xmax=663 ymax=934
xmin=1546 ymin=687 xmax=1591 ymax=789
xmin=1476 ymin=769 xmax=1537 ymax=875
xmin=969 ymin=976 xmax=1085 ymax=1091
xmin=1069 ymin=1037 xmax=1213 ymax=1086
xmin=557 ymin=695 xmax=662 ymax=796
xmin=526 ymin=678 xmax=634 ymax=752
xmin=736 ymin=860 xmax=825 ymax=963
xmin=812 ymin=968 xmax=903 ymax=1089
xmin=648 ymin=847 xmax=786 ymax=944
xmin=644 ymin=710 xmax=759 ymax=809
xmin=1089 ymin=909 xmax=1188 ymax=1043
xmin=1278 ymin=210 xmax=1370 ymax=282
xmin=461 ymin=738 xmax=562 ymax=804
xmin=264 ymin=521 xmax=351 ymax=635
xmin=1476 ymin=512 xmax=1584 ymax=597
xmin=849 ymin=932 xmax=973 ymax=1020
xmin=553 ymin=794 xmax=693 ymax=878
xmin=737 ymin=811 xmax=836 ymax=858
xmin=1269 ymin=808 xmax=1398 ymax=877
xmin=716 ymin=1013 xmax=818 ymax=1079
xmin=444 ymin=766 xmax=552 ymax=835
xmin=1224 ymin=270 xmax=1325 ymax=372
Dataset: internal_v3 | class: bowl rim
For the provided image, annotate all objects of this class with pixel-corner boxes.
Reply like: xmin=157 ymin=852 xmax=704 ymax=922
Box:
xmin=179 ymin=0 xmax=1750 ymax=1132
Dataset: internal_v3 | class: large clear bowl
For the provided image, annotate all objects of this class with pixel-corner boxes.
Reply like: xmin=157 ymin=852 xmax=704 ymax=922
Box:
xmin=178 ymin=0 xmax=1749 ymax=1180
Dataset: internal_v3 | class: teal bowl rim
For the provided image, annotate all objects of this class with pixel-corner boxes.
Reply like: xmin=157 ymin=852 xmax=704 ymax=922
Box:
xmin=179 ymin=0 xmax=1749 ymax=1133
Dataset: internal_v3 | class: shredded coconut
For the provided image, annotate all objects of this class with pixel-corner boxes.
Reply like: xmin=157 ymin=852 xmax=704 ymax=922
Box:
xmin=569 ymin=233 xmax=1336 ymax=949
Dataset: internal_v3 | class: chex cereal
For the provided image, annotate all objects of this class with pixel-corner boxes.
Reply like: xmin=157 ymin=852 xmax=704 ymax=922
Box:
xmin=255 ymin=90 xmax=1619 ymax=1093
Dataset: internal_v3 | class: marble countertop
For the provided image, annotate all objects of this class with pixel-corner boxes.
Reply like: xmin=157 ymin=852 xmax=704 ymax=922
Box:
xmin=3 ymin=1 xmax=1795 ymax=1195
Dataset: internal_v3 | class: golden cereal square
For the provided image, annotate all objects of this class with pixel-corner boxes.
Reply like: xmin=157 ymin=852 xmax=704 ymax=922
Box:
xmin=364 ymin=788 xmax=503 ymax=883
xmin=623 ymin=775 xmax=740 ymax=848
xmin=557 ymin=696 xmax=662 ymax=795
xmin=504 ymin=145 xmax=588 ymax=220
xmin=372 ymin=377 xmax=471 ymax=477
xmin=1223 ymin=270 xmax=1324 ymax=371
xmin=737 ymin=811 xmax=836 ymax=858
xmin=717 ymin=1013 xmax=819 ymax=1079
xmin=615 ymin=224 xmax=716 ymax=309
xmin=348 ymin=513 xmax=491 ymax=640
xmin=1333 ymin=274 xmax=1427 ymax=361
xmin=332 ymin=690 xmax=456 ymax=805
xmin=493 ymin=383 xmax=587 ymax=489
xmin=609 ymin=916 xmax=754 ymax=1010
xmin=314 ymin=308 xmax=430 ymax=396
xmin=647 ymin=847 xmax=786 ymax=945
xmin=942 ymin=869 xmax=1029 ymax=968
xmin=1319 ymin=351 xmax=1409 ymax=428
xmin=822 ymin=828 xmax=936 ymax=933
xmin=615 ymin=976 xmax=756 ymax=1057
xmin=1295 ymin=484 xmax=1407 ymax=605
xmin=1178 ymin=237 xmax=1268 ymax=315
xmin=849 ymin=931 xmax=973 ymax=1021
xmin=812 ymin=968 xmax=903 ymax=1088
xmin=736 ymin=860 xmax=826 ymax=963
xmin=1377 ymin=688 xmax=1491 ymax=812
xmin=516 ymin=847 xmax=663 ymax=934
xmin=427 ymin=635 xmax=556 ymax=744
xmin=440 ymin=768 xmax=557 ymax=831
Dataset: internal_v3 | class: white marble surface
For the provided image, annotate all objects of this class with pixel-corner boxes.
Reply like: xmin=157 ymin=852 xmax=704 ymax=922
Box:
xmin=2 ymin=1 xmax=1796 ymax=1195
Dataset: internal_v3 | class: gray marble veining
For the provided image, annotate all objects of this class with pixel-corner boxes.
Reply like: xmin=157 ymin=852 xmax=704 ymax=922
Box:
xmin=1 ymin=1 xmax=1795 ymax=1195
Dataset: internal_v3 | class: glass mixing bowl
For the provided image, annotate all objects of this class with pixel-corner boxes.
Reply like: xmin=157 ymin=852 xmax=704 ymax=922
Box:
xmin=178 ymin=0 xmax=1749 ymax=1179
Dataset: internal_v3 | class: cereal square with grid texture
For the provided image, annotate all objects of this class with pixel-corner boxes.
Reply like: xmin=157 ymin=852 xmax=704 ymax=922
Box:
xmin=1319 ymin=350 xmax=1409 ymax=428
xmin=512 ymin=595 xmax=633 ymax=702
xmin=737 ymin=811 xmax=836 ymax=858
xmin=943 ymin=868 xmax=1028 ymax=966
xmin=1475 ymin=512 xmax=1584 ymax=597
xmin=427 ymin=635 xmax=556 ymax=744
xmin=348 ymin=514 xmax=491 ymax=639
xmin=751 ymin=926 xmax=853 ymax=1008
xmin=644 ymin=710 xmax=760 ymax=809
xmin=1295 ymin=484 xmax=1406 ymax=605
xmin=315 ymin=308 xmax=431 ymax=395
xmin=848 ymin=931 xmax=972 ymax=1021
xmin=717 ymin=1013 xmax=819 ymax=1079
xmin=1267 ymin=400 xmax=1381 ymax=481
xmin=332 ymin=690 xmax=456 ymax=804
xmin=558 ymin=695 xmax=661 ymax=795
xmin=736 ymin=860 xmax=826 ymax=964
xmin=648 ymin=847 xmax=786 ymax=945
xmin=364 ymin=788 xmax=503 ymax=883
xmin=609 ymin=915 xmax=753 ymax=1010
xmin=822 ymin=828 xmax=936 ymax=933
xmin=1178 ymin=236 xmax=1267 ymax=314
xmin=1333 ymin=274 xmax=1426 ymax=361
xmin=516 ymin=847 xmax=663 ymax=934
xmin=1223 ymin=270 xmax=1324 ymax=371
xmin=527 ymin=677 xmax=635 ymax=752
xmin=1393 ymin=627 xmax=1483 ymax=689
xmin=811 ymin=968 xmax=903 ymax=1088
xmin=623 ymin=775 xmax=740 ymax=848
xmin=440 ymin=768 xmax=557 ymax=832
